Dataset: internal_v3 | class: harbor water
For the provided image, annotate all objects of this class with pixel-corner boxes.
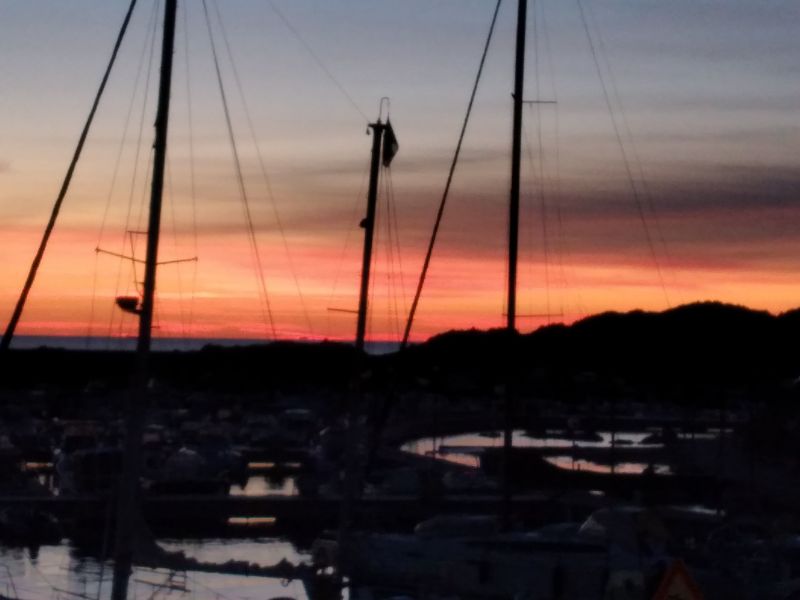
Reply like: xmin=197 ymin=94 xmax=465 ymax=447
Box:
xmin=0 ymin=538 xmax=310 ymax=599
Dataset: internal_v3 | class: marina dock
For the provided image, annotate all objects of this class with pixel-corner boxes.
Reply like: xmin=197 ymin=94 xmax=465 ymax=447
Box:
xmin=0 ymin=491 xmax=599 ymax=528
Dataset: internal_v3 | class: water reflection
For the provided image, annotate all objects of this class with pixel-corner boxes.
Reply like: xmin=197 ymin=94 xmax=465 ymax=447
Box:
xmin=0 ymin=539 xmax=310 ymax=599
xmin=403 ymin=430 xmax=675 ymax=474
xmin=404 ymin=430 xmax=661 ymax=453
xmin=545 ymin=456 xmax=672 ymax=475
xmin=231 ymin=475 xmax=297 ymax=497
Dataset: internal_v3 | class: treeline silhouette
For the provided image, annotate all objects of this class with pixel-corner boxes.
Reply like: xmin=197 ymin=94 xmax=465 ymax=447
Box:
xmin=396 ymin=301 xmax=800 ymax=401
xmin=2 ymin=302 xmax=799 ymax=407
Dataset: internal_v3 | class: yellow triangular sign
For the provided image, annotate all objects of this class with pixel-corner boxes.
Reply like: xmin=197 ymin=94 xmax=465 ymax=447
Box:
xmin=651 ymin=559 xmax=704 ymax=600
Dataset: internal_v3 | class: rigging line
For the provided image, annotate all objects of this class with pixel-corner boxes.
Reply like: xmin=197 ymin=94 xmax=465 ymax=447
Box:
xmin=112 ymin=151 xmax=154 ymax=345
xmin=166 ymin=157 xmax=188 ymax=343
xmin=529 ymin=0 xmax=553 ymax=324
xmin=383 ymin=166 xmax=401 ymax=341
xmin=203 ymin=20 xmax=278 ymax=342
xmin=521 ymin=3 xmax=536 ymax=321
xmin=521 ymin=127 xmax=533 ymax=314
xmin=202 ymin=0 xmax=277 ymax=339
xmin=501 ymin=155 xmax=510 ymax=322
xmin=382 ymin=167 xmax=396 ymax=341
xmin=89 ymin=0 xmax=161 ymax=347
xmin=576 ymin=0 xmax=671 ymax=307
xmin=584 ymin=1 xmax=675 ymax=284
xmin=541 ymin=1 xmax=583 ymax=319
xmin=182 ymin=0 xmax=200 ymax=338
xmin=387 ymin=168 xmax=408 ymax=322
xmin=211 ymin=0 xmax=314 ymax=337
xmin=391 ymin=182 xmax=403 ymax=343
xmin=388 ymin=169 xmax=408 ymax=320
xmin=534 ymin=4 xmax=553 ymax=324
xmin=1 ymin=0 xmax=139 ymax=351
xmin=325 ymin=156 xmax=371 ymax=336
xmin=266 ymin=0 xmax=369 ymax=123
xmin=86 ymin=256 xmax=102 ymax=349
xmin=380 ymin=169 xmax=391 ymax=340
xmin=109 ymin=150 xmax=154 ymax=343
xmin=182 ymin=573 xmax=236 ymax=600
xmin=133 ymin=67 xmax=158 ymax=238
xmin=108 ymin=5 xmax=160 ymax=345
xmin=401 ymin=0 xmax=503 ymax=348
xmin=366 ymin=158 xmax=384 ymax=345
xmin=143 ymin=572 xmax=183 ymax=600
xmin=523 ymin=118 xmax=550 ymax=323
xmin=98 ymin=0 xmax=160 ymax=247
xmin=540 ymin=1 xmax=568 ymax=296
xmin=380 ymin=170 xmax=393 ymax=340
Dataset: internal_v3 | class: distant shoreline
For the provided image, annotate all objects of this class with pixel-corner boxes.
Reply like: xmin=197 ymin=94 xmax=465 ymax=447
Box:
xmin=9 ymin=335 xmax=402 ymax=355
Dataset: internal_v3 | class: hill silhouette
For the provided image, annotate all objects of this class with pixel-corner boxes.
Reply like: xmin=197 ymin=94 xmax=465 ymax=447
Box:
xmin=405 ymin=302 xmax=786 ymax=375
xmin=2 ymin=302 xmax=799 ymax=407
xmin=395 ymin=302 xmax=799 ymax=402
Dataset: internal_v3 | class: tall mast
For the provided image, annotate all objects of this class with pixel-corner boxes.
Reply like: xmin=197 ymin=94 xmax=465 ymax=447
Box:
xmin=137 ymin=0 xmax=177 ymax=357
xmin=339 ymin=109 xmax=399 ymax=577
xmin=111 ymin=0 xmax=177 ymax=598
xmin=341 ymin=118 xmax=385 ymax=537
xmin=507 ymin=0 xmax=527 ymax=332
xmin=503 ymin=0 xmax=527 ymax=531
xmin=355 ymin=121 xmax=387 ymax=351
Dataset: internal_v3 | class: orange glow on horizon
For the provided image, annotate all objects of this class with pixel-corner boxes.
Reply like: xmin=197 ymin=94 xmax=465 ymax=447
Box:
xmin=3 ymin=1 xmax=800 ymax=349
xmin=4 ymin=222 xmax=800 ymax=345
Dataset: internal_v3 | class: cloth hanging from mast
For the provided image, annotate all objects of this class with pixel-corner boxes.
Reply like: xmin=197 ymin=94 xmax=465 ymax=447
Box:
xmin=382 ymin=119 xmax=399 ymax=166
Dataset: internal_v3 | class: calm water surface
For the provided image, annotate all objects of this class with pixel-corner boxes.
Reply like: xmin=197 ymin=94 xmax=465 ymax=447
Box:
xmin=231 ymin=475 xmax=298 ymax=496
xmin=0 ymin=538 xmax=310 ymax=599
xmin=403 ymin=430 xmax=673 ymax=474
xmin=2 ymin=475 xmax=307 ymax=599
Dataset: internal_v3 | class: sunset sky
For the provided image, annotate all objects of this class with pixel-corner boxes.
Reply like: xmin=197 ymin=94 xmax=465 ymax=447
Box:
xmin=1 ymin=0 xmax=799 ymax=345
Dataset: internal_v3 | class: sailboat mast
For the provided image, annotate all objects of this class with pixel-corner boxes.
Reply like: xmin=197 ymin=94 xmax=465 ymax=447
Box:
xmin=507 ymin=0 xmax=527 ymax=332
xmin=338 ymin=119 xmax=387 ymax=568
xmin=503 ymin=0 xmax=527 ymax=532
xmin=111 ymin=1 xmax=177 ymax=598
xmin=355 ymin=122 xmax=386 ymax=351
xmin=137 ymin=0 xmax=177 ymax=357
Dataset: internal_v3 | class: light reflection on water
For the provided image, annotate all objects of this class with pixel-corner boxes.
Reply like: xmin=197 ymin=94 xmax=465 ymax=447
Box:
xmin=545 ymin=456 xmax=672 ymax=475
xmin=402 ymin=430 xmax=673 ymax=474
xmin=0 ymin=539 xmax=310 ymax=600
xmin=231 ymin=475 xmax=297 ymax=497
xmin=404 ymin=430 xmax=660 ymax=453
xmin=1 ymin=476 xmax=306 ymax=599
